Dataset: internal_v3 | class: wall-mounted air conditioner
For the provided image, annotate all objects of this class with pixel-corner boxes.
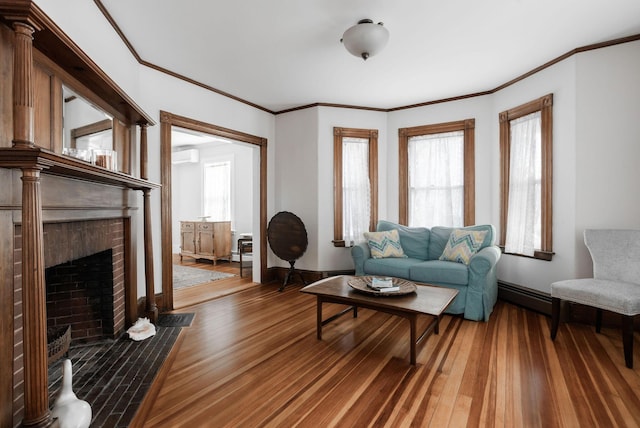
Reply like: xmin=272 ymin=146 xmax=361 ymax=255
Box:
xmin=171 ymin=148 xmax=199 ymax=164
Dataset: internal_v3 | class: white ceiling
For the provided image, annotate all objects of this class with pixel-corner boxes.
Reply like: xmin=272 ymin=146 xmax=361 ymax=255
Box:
xmin=100 ymin=0 xmax=640 ymax=113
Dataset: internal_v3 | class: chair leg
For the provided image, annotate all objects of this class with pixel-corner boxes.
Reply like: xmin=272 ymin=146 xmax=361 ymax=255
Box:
xmin=596 ymin=309 xmax=603 ymax=333
xmin=622 ymin=315 xmax=634 ymax=369
xmin=551 ymin=297 xmax=561 ymax=340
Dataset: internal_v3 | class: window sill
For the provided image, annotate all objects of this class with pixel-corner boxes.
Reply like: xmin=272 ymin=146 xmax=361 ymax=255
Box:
xmin=499 ymin=246 xmax=554 ymax=261
xmin=332 ymin=240 xmax=346 ymax=248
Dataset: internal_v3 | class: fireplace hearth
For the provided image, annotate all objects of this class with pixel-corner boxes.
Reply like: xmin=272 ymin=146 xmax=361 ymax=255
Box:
xmin=11 ymin=218 xmax=128 ymax=423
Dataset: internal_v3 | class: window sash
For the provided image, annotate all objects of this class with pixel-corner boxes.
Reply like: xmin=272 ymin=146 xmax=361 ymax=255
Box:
xmin=342 ymin=137 xmax=371 ymax=244
xmin=499 ymin=93 xmax=553 ymax=260
xmin=399 ymin=119 xmax=475 ymax=227
xmin=333 ymin=127 xmax=378 ymax=247
xmin=203 ymin=161 xmax=231 ymax=221
xmin=505 ymin=112 xmax=542 ymax=255
xmin=408 ymin=131 xmax=464 ymax=227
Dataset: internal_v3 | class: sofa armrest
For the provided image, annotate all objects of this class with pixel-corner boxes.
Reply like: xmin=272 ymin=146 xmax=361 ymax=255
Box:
xmin=351 ymin=243 xmax=371 ymax=276
xmin=469 ymin=245 xmax=501 ymax=278
xmin=466 ymin=245 xmax=501 ymax=320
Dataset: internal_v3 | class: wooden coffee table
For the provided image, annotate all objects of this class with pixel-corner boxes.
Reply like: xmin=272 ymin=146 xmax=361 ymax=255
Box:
xmin=301 ymin=275 xmax=458 ymax=365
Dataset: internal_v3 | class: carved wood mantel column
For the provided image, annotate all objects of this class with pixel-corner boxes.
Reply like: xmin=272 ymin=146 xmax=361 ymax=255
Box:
xmin=9 ymin=16 xmax=52 ymax=428
xmin=12 ymin=22 xmax=35 ymax=148
xmin=140 ymin=123 xmax=148 ymax=179
xmin=140 ymin=124 xmax=158 ymax=322
xmin=20 ymin=167 xmax=51 ymax=428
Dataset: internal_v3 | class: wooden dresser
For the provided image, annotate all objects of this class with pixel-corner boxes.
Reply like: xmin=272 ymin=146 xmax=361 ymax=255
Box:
xmin=179 ymin=221 xmax=232 ymax=264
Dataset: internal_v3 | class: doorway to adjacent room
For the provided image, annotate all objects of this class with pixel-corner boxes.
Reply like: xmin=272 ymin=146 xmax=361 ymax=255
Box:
xmin=160 ymin=112 xmax=267 ymax=310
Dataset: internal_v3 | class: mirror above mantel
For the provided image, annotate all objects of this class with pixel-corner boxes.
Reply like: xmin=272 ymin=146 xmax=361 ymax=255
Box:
xmin=62 ymin=85 xmax=116 ymax=169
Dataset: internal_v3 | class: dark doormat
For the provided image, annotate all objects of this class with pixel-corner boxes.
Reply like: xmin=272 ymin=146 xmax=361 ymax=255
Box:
xmin=157 ymin=312 xmax=196 ymax=327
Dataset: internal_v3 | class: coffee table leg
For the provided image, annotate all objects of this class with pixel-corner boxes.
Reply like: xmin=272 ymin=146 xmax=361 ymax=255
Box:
xmin=409 ymin=315 xmax=417 ymax=365
xmin=316 ymin=298 xmax=323 ymax=340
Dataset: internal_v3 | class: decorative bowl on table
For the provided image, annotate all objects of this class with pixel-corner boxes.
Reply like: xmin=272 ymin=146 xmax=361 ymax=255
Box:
xmin=348 ymin=276 xmax=417 ymax=296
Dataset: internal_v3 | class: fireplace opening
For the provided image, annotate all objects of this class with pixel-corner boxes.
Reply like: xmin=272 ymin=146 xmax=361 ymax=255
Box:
xmin=45 ymin=249 xmax=121 ymax=344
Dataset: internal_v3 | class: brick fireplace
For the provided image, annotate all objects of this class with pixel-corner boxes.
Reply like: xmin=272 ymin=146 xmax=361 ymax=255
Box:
xmin=12 ymin=218 xmax=128 ymax=422
xmin=45 ymin=248 xmax=124 ymax=343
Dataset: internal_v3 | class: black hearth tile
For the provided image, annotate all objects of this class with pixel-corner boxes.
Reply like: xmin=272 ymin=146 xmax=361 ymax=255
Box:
xmin=112 ymin=389 xmax=134 ymax=413
xmin=112 ymin=382 xmax=130 ymax=403
xmin=99 ymin=412 xmax=123 ymax=428
xmin=48 ymin=326 xmax=182 ymax=427
xmin=118 ymin=407 xmax=139 ymax=427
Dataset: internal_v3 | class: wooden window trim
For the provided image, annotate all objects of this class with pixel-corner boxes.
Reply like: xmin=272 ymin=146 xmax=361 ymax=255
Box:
xmin=499 ymin=93 xmax=553 ymax=260
xmin=399 ymin=119 xmax=475 ymax=226
xmin=333 ymin=127 xmax=378 ymax=247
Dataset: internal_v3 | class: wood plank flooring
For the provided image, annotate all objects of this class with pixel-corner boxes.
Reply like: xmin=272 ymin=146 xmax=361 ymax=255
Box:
xmin=134 ymin=280 xmax=640 ymax=427
xmin=172 ymin=256 xmax=257 ymax=309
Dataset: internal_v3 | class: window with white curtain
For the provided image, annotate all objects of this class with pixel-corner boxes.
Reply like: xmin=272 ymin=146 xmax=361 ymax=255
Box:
xmin=203 ymin=160 xmax=231 ymax=221
xmin=505 ymin=112 xmax=541 ymax=256
xmin=399 ymin=119 xmax=475 ymax=228
xmin=499 ymin=94 xmax=553 ymax=260
xmin=408 ymin=131 xmax=464 ymax=227
xmin=333 ymin=127 xmax=378 ymax=247
xmin=343 ymin=137 xmax=371 ymax=244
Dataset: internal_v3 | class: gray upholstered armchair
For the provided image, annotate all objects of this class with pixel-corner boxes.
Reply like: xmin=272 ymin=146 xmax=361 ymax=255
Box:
xmin=550 ymin=229 xmax=640 ymax=368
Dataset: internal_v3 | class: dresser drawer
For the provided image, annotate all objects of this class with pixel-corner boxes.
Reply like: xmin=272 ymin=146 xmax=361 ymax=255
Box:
xmin=197 ymin=222 xmax=213 ymax=232
xmin=180 ymin=222 xmax=195 ymax=232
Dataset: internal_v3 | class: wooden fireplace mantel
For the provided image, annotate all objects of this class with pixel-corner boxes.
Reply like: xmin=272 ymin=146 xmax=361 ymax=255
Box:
xmin=0 ymin=1 xmax=159 ymax=426
xmin=0 ymin=147 xmax=161 ymax=190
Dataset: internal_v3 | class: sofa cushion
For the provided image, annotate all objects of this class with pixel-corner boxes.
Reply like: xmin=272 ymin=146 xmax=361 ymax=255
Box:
xmin=377 ymin=220 xmax=430 ymax=260
xmin=409 ymin=260 xmax=469 ymax=286
xmin=439 ymin=229 xmax=488 ymax=264
xmin=364 ymin=229 xmax=407 ymax=259
xmin=429 ymin=225 xmax=495 ymax=260
xmin=364 ymin=257 xmax=423 ymax=279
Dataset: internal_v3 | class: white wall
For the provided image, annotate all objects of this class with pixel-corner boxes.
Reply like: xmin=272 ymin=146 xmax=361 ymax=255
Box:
xmin=139 ymin=66 xmax=275 ymax=286
xmin=280 ymin=40 xmax=639 ymax=295
xmin=574 ymin=40 xmax=640 ymax=276
xmin=387 ymin=96 xmax=494 ymax=224
xmin=171 ymin=143 xmax=254 ymax=254
xmin=33 ymin=1 xmax=640 ymax=296
xmin=36 ymin=1 xmax=141 ymax=102
xmin=273 ymin=106 xmax=388 ymax=271
xmin=491 ymin=56 xmax=578 ymax=293
xmin=317 ymin=107 xmax=388 ymax=271
xmin=272 ymin=108 xmax=319 ymax=270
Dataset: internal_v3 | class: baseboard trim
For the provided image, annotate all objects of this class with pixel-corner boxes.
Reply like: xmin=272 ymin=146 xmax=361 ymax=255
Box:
xmin=266 ymin=267 xmax=355 ymax=285
xmin=264 ymin=271 xmax=554 ymax=317
xmin=498 ymin=280 xmax=552 ymax=316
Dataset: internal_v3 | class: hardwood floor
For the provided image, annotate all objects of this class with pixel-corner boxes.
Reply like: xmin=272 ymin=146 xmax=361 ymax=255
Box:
xmin=172 ymin=255 xmax=257 ymax=309
xmin=133 ymin=281 xmax=640 ymax=427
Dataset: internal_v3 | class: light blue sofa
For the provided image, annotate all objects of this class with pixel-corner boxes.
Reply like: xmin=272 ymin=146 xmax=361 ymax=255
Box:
xmin=351 ymin=220 xmax=501 ymax=321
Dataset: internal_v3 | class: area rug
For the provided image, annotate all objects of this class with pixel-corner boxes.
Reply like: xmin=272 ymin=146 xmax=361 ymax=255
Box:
xmin=173 ymin=264 xmax=235 ymax=289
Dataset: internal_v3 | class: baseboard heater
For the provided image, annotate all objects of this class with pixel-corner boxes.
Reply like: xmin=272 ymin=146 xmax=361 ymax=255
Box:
xmin=497 ymin=280 xmax=552 ymax=316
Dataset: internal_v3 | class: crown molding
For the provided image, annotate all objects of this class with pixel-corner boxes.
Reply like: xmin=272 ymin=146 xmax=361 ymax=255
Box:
xmin=93 ymin=0 xmax=640 ymax=116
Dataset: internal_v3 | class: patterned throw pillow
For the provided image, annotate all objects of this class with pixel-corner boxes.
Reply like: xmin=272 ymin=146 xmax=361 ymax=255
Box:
xmin=439 ymin=229 xmax=488 ymax=264
xmin=364 ymin=229 xmax=406 ymax=259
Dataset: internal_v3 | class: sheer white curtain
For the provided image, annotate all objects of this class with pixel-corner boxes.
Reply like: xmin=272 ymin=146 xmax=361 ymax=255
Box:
xmin=505 ymin=111 xmax=541 ymax=256
xmin=408 ymin=131 xmax=464 ymax=228
xmin=343 ymin=137 xmax=370 ymax=245
xmin=203 ymin=161 xmax=231 ymax=221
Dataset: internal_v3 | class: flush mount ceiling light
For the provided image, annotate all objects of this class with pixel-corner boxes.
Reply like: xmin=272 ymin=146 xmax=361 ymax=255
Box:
xmin=340 ymin=19 xmax=389 ymax=61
